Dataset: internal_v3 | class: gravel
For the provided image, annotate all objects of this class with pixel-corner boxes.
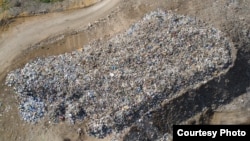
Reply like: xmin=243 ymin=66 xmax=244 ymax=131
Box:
xmin=1 ymin=0 xmax=100 ymax=18
xmin=5 ymin=9 xmax=234 ymax=138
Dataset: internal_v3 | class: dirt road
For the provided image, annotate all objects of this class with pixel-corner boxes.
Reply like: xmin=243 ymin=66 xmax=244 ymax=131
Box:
xmin=0 ymin=0 xmax=120 ymax=79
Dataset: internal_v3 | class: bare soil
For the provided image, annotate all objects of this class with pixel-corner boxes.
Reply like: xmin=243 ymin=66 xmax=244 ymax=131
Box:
xmin=0 ymin=0 xmax=249 ymax=141
xmin=0 ymin=0 xmax=100 ymax=20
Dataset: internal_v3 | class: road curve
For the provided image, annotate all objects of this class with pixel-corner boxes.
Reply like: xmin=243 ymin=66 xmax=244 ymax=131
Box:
xmin=0 ymin=0 xmax=121 ymax=79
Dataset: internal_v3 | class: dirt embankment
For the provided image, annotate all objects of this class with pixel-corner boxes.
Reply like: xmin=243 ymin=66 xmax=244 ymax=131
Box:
xmin=0 ymin=0 xmax=100 ymax=20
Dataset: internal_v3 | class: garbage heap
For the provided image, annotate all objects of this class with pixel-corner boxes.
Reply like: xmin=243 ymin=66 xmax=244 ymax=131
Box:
xmin=6 ymin=9 xmax=234 ymax=138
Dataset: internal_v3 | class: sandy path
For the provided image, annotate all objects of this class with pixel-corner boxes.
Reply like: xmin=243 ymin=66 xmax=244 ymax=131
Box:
xmin=0 ymin=0 xmax=120 ymax=77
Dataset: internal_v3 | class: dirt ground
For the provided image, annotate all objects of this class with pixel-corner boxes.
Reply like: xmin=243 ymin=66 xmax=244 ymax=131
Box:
xmin=0 ymin=0 xmax=100 ymax=21
xmin=0 ymin=0 xmax=249 ymax=141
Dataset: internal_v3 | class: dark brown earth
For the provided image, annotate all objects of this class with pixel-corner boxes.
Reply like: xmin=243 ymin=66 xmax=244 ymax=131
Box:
xmin=0 ymin=0 xmax=249 ymax=141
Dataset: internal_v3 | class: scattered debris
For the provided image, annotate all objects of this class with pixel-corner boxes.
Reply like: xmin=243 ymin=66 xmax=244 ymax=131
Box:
xmin=77 ymin=128 xmax=83 ymax=137
xmin=5 ymin=9 xmax=234 ymax=138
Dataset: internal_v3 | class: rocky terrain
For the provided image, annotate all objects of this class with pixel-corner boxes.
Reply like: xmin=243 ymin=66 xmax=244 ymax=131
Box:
xmin=0 ymin=0 xmax=249 ymax=141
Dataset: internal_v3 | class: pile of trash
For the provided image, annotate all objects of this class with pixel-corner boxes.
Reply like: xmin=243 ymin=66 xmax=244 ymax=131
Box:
xmin=6 ymin=9 xmax=233 ymax=138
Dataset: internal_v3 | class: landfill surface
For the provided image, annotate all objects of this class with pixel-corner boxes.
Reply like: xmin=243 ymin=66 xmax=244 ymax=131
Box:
xmin=5 ymin=9 xmax=234 ymax=138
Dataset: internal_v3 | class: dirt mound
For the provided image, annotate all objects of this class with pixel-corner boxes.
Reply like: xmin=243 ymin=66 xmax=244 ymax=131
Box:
xmin=6 ymin=9 xmax=235 ymax=138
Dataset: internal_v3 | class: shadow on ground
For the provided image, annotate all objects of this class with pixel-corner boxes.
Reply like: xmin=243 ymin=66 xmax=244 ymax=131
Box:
xmin=123 ymin=20 xmax=250 ymax=140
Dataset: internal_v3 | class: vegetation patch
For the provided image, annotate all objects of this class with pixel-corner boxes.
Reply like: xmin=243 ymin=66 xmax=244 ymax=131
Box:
xmin=0 ymin=0 xmax=9 ymax=11
xmin=40 ymin=0 xmax=63 ymax=3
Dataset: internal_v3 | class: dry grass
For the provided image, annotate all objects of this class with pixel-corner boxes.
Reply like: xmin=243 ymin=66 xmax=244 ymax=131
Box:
xmin=0 ymin=0 xmax=3 ymax=6
xmin=0 ymin=0 xmax=9 ymax=11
